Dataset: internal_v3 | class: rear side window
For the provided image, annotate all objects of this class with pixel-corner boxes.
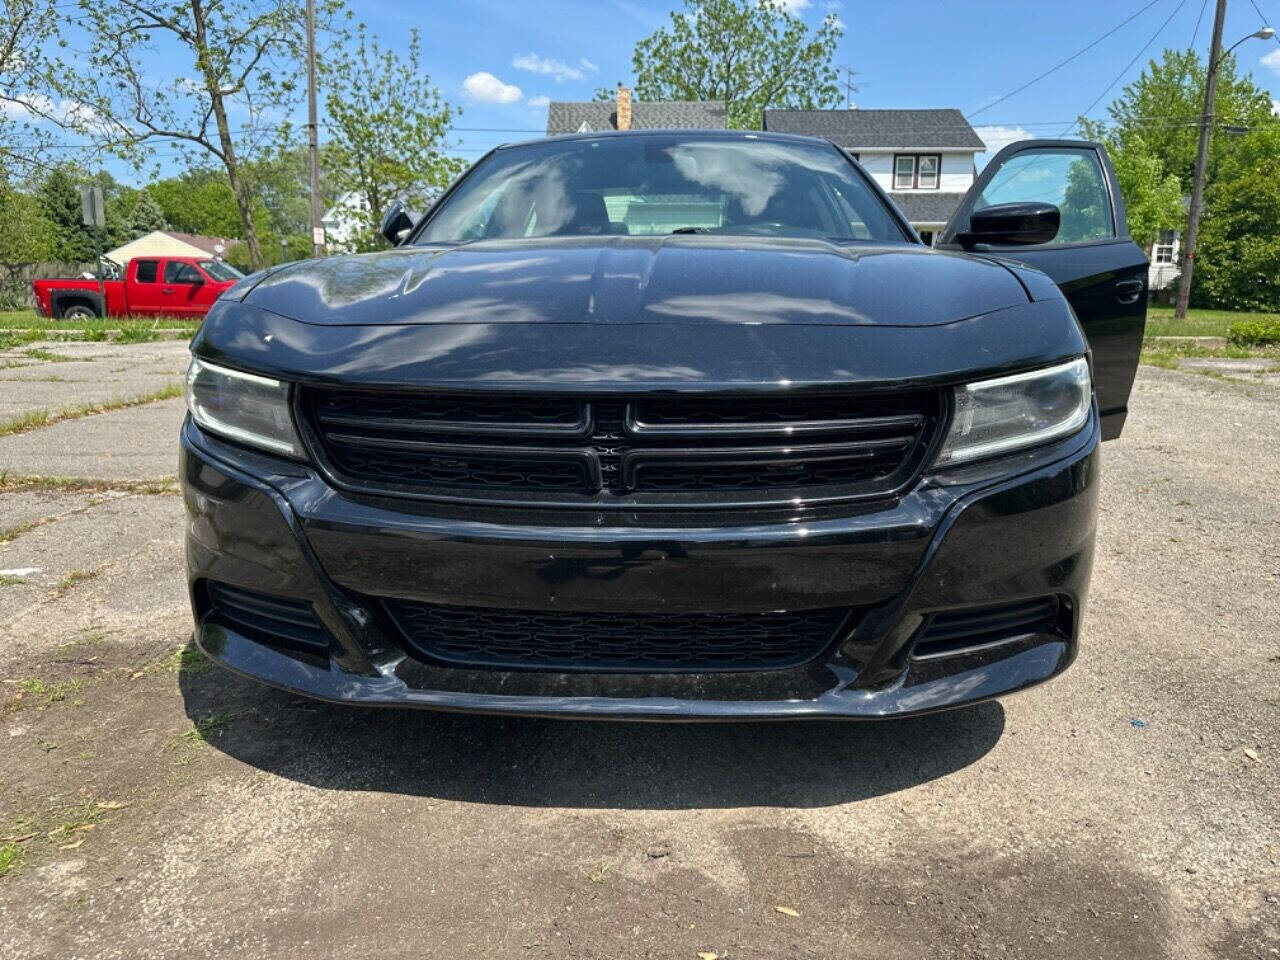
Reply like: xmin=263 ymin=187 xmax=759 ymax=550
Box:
xmin=134 ymin=260 xmax=158 ymax=283
xmin=165 ymin=261 xmax=204 ymax=284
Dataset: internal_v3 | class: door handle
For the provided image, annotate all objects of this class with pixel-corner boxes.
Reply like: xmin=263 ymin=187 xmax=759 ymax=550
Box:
xmin=161 ymin=287 xmax=175 ymax=294
xmin=1115 ymin=279 xmax=1143 ymax=304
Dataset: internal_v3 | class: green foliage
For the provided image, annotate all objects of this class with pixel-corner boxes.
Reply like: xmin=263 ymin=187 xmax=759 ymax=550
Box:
xmin=322 ymin=24 xmax=466 ymax=251
xmin=1103 ymin=49 xmax=1275 ymax=187
xmin=1193 ymin=128 xmax=1280 ymax=312
xmin=126 ymin=189 xmax=167 ymax=236
xmin=629 ymin=0 xmax=843 ymax=129
xmin=1226 ymin=316 xmax=1280 ymax=346
xmin=0 ymin=1 xmax=65 ymax=175
xmin=148 ymin=169 xmax=246 ymax=237
xmin=36 ymin=167 xmax=96 ymax=261
xmin=60 ymin=1 xmax=341 ymax=270
xmin=0 ymin=179 xmax=57 ymax=261
xmin=1080 ymin=119 xmax=1184 ymax=251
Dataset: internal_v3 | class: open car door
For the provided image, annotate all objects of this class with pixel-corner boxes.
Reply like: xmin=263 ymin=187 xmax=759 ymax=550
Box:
xmin=938 ymin=139 xmax=1147 ymax=440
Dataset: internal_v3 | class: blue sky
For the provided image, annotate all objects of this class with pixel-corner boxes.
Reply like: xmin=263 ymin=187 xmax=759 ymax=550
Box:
xmin=46 ymin=0 xmax=1280 ymax=183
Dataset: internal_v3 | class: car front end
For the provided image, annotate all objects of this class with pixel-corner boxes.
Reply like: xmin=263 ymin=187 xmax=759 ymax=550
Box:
xmin=181 ymin=236 xmax=1099 ymax=720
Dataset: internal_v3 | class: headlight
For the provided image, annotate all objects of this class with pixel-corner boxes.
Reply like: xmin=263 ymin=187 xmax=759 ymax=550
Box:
xmin=184 ymin=357 xmax=303 ymax=457
xmin=934 ymin=357 xmax=1091 ymax=466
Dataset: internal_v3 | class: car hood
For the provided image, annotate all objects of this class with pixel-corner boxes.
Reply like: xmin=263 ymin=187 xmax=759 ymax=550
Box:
xmin=243 ymin=236 xmax=1031 ymax=328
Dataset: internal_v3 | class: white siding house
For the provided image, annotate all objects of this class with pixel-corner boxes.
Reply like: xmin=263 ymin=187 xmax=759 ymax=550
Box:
xmin=762 ymin=109 xmax=986 ymax=244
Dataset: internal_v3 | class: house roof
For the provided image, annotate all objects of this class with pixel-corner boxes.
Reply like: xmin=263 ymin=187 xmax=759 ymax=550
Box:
xmin=105 ymin=230 xmax=237 ymax=264
xmin=546 ymin=100 xmax=727 ymax=135
xmin=161 ymin=231 xmax=237 ymax=255
xmin=888 ymin=192 xmax=968 ymax=226
xmin=762 ymin=109 xmax=985 ymax=151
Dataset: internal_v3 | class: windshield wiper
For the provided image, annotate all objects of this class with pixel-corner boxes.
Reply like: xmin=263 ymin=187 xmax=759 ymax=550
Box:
xmin=669 ymin=226 xmax=710 ymax=234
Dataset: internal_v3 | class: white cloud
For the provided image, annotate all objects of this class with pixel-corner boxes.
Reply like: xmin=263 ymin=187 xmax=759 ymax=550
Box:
xmin=580 ymin=58 xmax=599 ymax=73
xmin=1273 ymin=98 xmax=1280 ymax=116
xmin=776 ymin=0 xmax=811 ymax=11
xmin=0 ymin=93 xmax=100 ymax=128
xmin=975 ymin=125 xmax=1034 ymax=154
xmin=512 ymin=52 xmax=585 ymax=83
xmin=462 ymin=71 xmax=523 ymax=104
xmin=1261 ymin=48 xmax=1280 ymax=75
xmin=528 ymin=95 xmax=551 ymax=108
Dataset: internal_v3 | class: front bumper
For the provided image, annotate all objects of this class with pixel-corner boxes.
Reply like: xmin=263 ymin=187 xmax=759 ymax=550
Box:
xmin=182 ymin=415 xmax=1099 ymax=720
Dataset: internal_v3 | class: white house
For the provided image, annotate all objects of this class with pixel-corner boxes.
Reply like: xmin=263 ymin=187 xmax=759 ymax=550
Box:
xmin=321 ymin=191 xmax=370 ymax=252
xmin=762 ymin=109 xmax=986 ymax=245
xmin=1148 ymin=229 xmax=1180 ymax=292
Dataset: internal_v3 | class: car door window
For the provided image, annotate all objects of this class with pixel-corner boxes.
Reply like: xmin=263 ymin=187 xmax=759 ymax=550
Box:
xmin=165 ymin=261 xmax=203 ymax=284
xmin=134 ymin=260 xmax=159 ymax=283
xmin=976 ymin=148 xmax=1115 ymax=245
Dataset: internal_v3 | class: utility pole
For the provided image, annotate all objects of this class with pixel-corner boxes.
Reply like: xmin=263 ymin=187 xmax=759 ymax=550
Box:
xmin=306 ymin=0 xmax=324 ymax=258
xmin=1175 ymin=0 xmax=1227 ymax=320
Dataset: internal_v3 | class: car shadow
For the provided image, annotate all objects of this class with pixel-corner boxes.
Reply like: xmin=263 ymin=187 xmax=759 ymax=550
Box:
xmin=178 ymin=654 xmax=1005 ymax=810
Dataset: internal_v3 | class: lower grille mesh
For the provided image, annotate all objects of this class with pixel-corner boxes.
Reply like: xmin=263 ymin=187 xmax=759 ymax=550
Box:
xmin=911 ymin=597 xmax=1062 ymax=660
xmin=206 ymin=582 xmax=329 ymax=655
xmin=384 ymin=600 xmax=854 ymax=672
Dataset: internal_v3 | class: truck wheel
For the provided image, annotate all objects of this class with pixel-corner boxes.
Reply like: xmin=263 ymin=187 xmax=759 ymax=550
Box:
xmin=61 ymin=303 xmax=98 ymax=320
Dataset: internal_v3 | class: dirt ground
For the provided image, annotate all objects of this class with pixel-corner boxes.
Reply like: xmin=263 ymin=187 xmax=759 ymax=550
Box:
xmin=0 ymin=340 xmax=1276 ymax=960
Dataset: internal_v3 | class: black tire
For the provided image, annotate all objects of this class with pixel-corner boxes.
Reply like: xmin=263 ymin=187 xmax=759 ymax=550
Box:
xmin=60 ymin=302 xmax=98 ymax=320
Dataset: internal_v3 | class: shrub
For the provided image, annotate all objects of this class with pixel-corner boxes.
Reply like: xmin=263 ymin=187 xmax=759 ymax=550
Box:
xmin=1226 ymin=316 xmax=1280 ymax=347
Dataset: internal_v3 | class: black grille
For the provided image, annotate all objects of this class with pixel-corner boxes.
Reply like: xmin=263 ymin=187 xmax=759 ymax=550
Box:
xmin=302 ymin=387 xmax=940 ymax=507
xmin=384 ymin=600 xmax=854 ymax=672
xmin=205 ymin=582 xmax=329 ymax=656
xmin=911 ymin=597 xmax=1062 ymax=660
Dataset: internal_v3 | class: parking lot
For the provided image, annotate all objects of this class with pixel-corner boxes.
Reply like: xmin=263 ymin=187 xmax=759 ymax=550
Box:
xmin=0 ymin=337 xmax=1276 ymax=960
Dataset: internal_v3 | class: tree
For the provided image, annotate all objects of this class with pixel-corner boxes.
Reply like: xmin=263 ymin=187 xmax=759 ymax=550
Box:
xmin=1079 ymin=119 xmax=1183 ymax=251
xmin=1103 ymin=49 xmax=1274 ymax=187
xmin=62 ymin=0 xmax=338 ymax=270
xmin=0 ymin=179 xmax=57 ymax=261
xmin=1192 ymin=127 xmax=1280 ymax=311
xmin=627 ymin=0 xmax=843 ymax=129
xmin=322 ymin=24 xmax=466 ymax=251
xmin=148 ymin=167 xmax=254 ymax=237
xmin=128 ymin=189 xmax=169 ymax=236
xmin=0 ymin=1 xmax=67 ymax=175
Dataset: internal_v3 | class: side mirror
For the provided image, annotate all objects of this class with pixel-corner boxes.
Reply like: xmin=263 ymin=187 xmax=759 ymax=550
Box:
xmin=958 ymin=202 xmax=1060 ymax=248
xmin=379 ymin=199 xmax=420 ymax=247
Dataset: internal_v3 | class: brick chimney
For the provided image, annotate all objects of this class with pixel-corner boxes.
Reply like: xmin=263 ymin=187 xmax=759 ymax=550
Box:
xmin=615 ymin=85 xmax=632 ymax=131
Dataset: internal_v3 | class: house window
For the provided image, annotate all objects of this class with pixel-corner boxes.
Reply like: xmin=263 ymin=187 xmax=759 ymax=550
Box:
xmin=1154 ymin=230 xmax=1177 ymax=264
xmin=894 ymin=154 xmax=941 ymax=190
xmin=894 ymin=156 xmax=916 ymax=190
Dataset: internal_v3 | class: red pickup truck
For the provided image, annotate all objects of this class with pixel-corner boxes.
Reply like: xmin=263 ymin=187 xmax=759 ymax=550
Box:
xmin=32 ymin=256 xmax=244 ymax=320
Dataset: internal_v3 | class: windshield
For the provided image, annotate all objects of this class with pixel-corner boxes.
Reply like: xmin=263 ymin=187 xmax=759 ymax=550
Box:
xmin=417 ymin=135 xmax=908 ymax=244
xmin=199 ymin=260 xmax=245 ymax=282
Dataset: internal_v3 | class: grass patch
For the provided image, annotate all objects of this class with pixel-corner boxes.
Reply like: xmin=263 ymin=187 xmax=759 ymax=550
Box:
xmin=174 ymin=710 xmax=247 ymax=747
xmin=0 ymin=310 xmax=198 ymax=335
xmin=0 ymin=841 xmax=23 ymax=878
xmin=15 ymin=676 xmax=85 ymax=708
xmin=0 ymin=472 xmax=179 ymax=495
xmin=168 ymin=643 xmax=210 ymax=675
xmin=0 ymin=330 xmax=42 ymax=350
xmin=0 ymin=381 xmax=182 ymax=438
xmin=55 ymin=569 xmax=97 ymax=596
xmin=0 ymin=573 xmax=29 ymax=586
xmin=114 ymin=320 xmax=161 ymax=344
xmin=1145 ymin=306 xmax=1279 ymax=338
xmin=21 ymin=347 xmax=75 ymax=362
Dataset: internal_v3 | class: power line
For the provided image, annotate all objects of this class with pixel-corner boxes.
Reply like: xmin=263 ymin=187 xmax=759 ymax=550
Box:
xmin=1062 ymin=0 xmax=1189 ymax=135
xmin=1190 ymin=0 xmax=1211 ymax=48
xmin=967 ymin=0 xmax=1167 ymax=120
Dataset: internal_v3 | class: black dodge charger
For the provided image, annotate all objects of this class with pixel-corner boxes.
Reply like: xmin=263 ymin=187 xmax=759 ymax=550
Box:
xmin=181 ymin=130 xmax=1146 ymax=719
